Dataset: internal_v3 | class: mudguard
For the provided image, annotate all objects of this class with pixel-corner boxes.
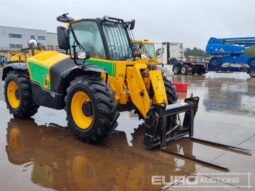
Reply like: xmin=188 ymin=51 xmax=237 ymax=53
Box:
xmin=50 ymin=59 xmax=107 ymax=94
xmin=2 ymin=63 xmax=28 ymax=80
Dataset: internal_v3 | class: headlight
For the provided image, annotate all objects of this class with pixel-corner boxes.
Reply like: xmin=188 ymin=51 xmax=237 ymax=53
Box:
xmin=77 ymin=50 xmax=87 ymax=59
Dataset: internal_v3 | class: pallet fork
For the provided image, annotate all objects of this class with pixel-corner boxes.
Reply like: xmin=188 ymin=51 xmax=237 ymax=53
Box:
xmin=146 ymin=96 xmax=252 ymax=171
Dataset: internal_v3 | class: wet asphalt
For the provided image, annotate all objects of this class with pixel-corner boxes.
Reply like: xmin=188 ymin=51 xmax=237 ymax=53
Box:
xmin=0 ymin=67 xmax=255 ymax=191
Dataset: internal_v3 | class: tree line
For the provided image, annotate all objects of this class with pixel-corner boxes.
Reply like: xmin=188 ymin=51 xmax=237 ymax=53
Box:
xmin=184 ymin=47 xmax=206 ymax=57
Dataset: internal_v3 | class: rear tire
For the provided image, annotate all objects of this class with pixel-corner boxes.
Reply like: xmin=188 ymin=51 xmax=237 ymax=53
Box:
xmin=65 ymin=75 xmax=119 ymax=143
xmin=173 ymin=65 xmax=181 ymax=75
xmin=250 ymin=71 xmax=255 ymax=78
xmin=209 ymin=57 xmax=222 ymax=66
xmin=4 ymin=70 xmax=39 ymax=118
xmin=248 ymin=58 xmax=255 ymax=78
xmin=136 ymin=77 xmax=178 ymax=120
xmin=163 ymin=77 xmax=178 ymax=125
xmin=181 ymin=66 xmax=187 ymax=75
xmin=163 ymin=77 xmax=178 ymax=104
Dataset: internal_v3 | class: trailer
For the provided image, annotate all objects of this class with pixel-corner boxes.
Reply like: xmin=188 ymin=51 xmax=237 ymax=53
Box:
xmin=206 ymin=37 xmax=255 ymax=77
xmin=157 ymin=42 xmax=184 ymax=65
xmin=172 ymin=61 xmax=207 ymax=75
xmin=158 ymin=43 xmax=207 ymax=75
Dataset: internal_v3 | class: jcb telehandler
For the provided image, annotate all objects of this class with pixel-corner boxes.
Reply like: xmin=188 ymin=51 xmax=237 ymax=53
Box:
xmin=132 ymin=39 xmax=161 ymax=65
xmin=8 ymin=40 xmax=46 ymax=64
xmin=2 ymin=14 xmax=250 ymax=171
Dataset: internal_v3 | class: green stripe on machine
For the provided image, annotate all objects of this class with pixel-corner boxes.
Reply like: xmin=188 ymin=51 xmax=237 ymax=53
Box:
xmin=86 ymin=59 xmax=116 ymax=76
xmin=28 ymin=61 xmax=51 ymax=89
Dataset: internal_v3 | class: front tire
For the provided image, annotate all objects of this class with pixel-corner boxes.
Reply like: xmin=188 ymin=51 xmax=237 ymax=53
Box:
xmin=4 ymin=70 xmax=39 ymax=118
xmin=65 ymin=75 xmax=119 ymax=143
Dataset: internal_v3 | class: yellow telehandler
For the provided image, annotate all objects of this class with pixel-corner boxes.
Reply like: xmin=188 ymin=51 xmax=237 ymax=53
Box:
xmin=2 ymin=14 xmax=250 ymax=171
xmin=7 ymin=41 xmax=46 ymax=63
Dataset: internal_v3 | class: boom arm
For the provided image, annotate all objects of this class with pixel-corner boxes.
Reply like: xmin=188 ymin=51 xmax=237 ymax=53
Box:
xmin=217 ymin=37 xmax=255 ymax=47
xmin=206 ymin=37 xmax=255 ymax=55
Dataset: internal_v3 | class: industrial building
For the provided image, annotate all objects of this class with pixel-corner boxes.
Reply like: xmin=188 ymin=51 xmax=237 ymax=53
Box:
xmin=0 ymin=26 xmax=58 ymax=53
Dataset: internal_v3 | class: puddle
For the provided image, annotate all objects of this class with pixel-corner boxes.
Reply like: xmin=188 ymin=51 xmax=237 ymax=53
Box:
xmin=0 ymin=69 xmax=255 ymax=190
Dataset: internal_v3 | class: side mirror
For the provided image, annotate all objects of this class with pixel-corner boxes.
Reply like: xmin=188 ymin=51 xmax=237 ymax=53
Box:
xmin=57 ymin=26 xmax=69 ymax=50
xmin=129 ymin=20 xmax=135 ymax=30
xmin=57 ymin=13 xmax=74 ymax=23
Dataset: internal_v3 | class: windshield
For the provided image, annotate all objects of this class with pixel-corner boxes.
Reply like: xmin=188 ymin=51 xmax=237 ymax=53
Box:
xmin=132 ymin=43 xmax=142 ymax=52
xmin=144 ymin=44 xmax=156 ymax=58
xmin=70 ymin=21 xmax=106 ymax=59
xmin=102 ymin=22 xmax=132 ymax=60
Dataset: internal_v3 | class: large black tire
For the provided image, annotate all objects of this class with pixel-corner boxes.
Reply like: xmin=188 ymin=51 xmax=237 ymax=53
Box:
xmin=181 ymin=66 xmax=187 ymax=75
xmin=248 ymin=58 xmax=255 ymax=78
xmin=197 ymin=69 xmax=204 ymax=75
xmin=173 ymin=65 xmax=181 ymax=75
xmin=65 ymin=75 xmax=119 ymax=143
xmin=163 ymin=77 xmax=178 ymax=104
xmin=209 ymin=57 xmax=222 ymax=66
xmin=4 ymin=70 xmax=39 ymax=118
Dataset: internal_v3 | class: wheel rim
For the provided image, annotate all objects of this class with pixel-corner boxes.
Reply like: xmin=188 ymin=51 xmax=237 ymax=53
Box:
xmin=71 ymin=91 xmax=93 ymax=129
xmin=181 ymin=67 xmax=186 ymax=74
xmin=7 ymin=81 xmax=20 ymax=109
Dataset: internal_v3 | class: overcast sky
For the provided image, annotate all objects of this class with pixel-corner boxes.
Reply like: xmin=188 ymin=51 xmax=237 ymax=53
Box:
xmin=1 ymin=0 xmax=254 ymax=49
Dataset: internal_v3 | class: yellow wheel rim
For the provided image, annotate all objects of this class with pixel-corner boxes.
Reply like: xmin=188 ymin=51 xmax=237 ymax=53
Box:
xmin=71 ymin=91 xmax=93 ymax=129
xmin=7 ymin=81 xmax=20 ymax=109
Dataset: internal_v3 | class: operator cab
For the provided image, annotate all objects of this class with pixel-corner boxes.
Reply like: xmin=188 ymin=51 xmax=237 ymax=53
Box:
xmin=56 ymin=13 xmax=136 ymax=63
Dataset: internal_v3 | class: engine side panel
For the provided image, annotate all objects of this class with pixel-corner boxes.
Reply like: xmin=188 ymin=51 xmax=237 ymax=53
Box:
xmin=27 ymin=51 xmax=69 ymax=90
xmin=27 ymin=51 xmax=70 ymax=108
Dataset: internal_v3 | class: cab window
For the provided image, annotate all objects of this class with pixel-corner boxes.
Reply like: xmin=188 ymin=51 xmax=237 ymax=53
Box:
xmin=70 ymin=21 xmax=106 ymax=59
